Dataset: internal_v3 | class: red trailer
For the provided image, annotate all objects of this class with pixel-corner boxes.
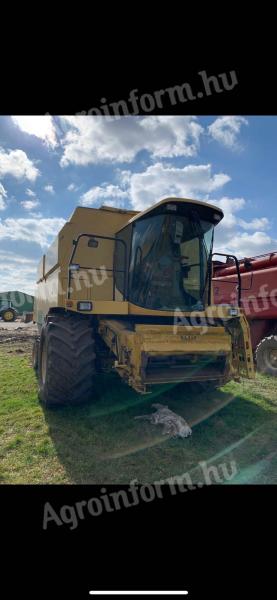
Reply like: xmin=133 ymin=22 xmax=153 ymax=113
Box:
xmin=213 ymin=252 xmax=277 ymax=375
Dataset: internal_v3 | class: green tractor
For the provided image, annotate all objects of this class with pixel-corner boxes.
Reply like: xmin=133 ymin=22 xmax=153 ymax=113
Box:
xmin=0 ymin=300 xmax=18 ymax=322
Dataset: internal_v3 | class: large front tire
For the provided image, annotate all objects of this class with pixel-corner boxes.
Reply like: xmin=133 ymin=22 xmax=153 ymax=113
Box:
xmin=38 ymin=313 xmax=96 ymax=407
xmin=256 ymin=335 xmax=277 ymax=376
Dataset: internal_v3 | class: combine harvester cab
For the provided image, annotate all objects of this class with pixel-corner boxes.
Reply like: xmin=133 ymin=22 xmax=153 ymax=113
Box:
xmin=33 ymin=197 xmax=255 ymax=407
xmin=213 ymin=252 xmax=277 ymax=375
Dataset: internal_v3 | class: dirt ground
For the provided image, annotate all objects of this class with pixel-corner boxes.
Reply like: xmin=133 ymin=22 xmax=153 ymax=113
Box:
xmin=0 ymin=319 xmax=38 ymax=354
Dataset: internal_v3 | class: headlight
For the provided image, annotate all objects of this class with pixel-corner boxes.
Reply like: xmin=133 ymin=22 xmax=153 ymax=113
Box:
xmin=77 ymin=302 xmax=92 ymax=311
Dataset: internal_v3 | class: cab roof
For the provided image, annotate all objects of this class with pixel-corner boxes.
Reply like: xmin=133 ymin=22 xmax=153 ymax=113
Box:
xmin=126 ymin=197 xmax=224 ymax=226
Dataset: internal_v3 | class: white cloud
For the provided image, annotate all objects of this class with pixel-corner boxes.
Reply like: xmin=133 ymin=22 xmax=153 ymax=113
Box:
xmin=124 ymin=162 xmax=230 ymax=210
xmin=44 ymin=184 xmax=54 ymax=194
xmin=208 ymin=116 xmax=248 ymax=149
xmin=26 ymin=188 xmax=36 ymax=197
xmin=0 ymin=147 xmax=40 ymax=182
xmin=11 ymin=116 xmax=57 ymax=149
xmin=81 ymin=184 xmax=129 ymax=208
xmin=21 ymin=199 xmax=40 ymax=211
xmin=80 ymin=163 xmax=230 ymax=211
xmin=0 ymin=249 xmax=37 ymax=266
xmin=0 ymin=182 xmax=8 ymax=210
xmin=210 ymin=198 xmax=276 ymax=257
xmin=0 ymin=251 xmax=38 ymax=295
xmin=67 ymin=183 xmax=79 ymax=191
xmin=211 ymin=196 xmax=246 ymax=229
xmin=218 ymin=231 xmax=277 ymax=258
xmin=204 ymin=197 xmax=271 ymax=250
xmin=238 ymin=217 xmax=269 ymax=231
xmin=60 ymin=116 xmax=204 ymax=166
xmin=0 ymin=217 xmax=65 ymax=247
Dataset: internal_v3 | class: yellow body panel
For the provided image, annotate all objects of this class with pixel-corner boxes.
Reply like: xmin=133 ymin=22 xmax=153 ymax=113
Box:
xmin=98 ymin=319 xmax=235 ymax=392
xmin=34 ymin=205 xmax=137 ymax=324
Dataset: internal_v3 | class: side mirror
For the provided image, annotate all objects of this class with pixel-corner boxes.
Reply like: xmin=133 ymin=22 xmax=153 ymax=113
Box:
xmin=88 ymin=237 xmax=99 ymax=248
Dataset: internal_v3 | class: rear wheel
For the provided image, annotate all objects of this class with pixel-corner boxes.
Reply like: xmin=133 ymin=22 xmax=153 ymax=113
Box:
xmin=256 ymin=335 xmax=277 ymax=376
xmin=38 ymin=313 xmax=96 ymax=407
xmin=2 ymin=308 xmax=16 ymax=322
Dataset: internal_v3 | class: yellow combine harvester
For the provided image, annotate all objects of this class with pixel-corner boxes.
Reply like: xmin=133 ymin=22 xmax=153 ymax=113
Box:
xmin=33 ymin=197 xmax=255 ymax=407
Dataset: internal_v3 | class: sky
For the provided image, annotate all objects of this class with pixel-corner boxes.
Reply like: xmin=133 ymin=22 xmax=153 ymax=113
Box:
xmin=0 ymin=115 xmax=276 ymax=295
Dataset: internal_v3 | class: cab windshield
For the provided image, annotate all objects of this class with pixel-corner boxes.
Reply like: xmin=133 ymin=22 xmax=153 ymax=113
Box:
xmin=127 ymin=213 xmax=214 ymax=311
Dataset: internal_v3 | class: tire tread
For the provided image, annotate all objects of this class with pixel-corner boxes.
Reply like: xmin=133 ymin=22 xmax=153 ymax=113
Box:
xmin=39 ymin=313 xmax=96 ymax=407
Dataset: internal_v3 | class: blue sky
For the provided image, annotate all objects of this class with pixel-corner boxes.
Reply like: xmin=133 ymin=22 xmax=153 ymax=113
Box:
xmin=0 ymin=115 xmax=276 ymax=295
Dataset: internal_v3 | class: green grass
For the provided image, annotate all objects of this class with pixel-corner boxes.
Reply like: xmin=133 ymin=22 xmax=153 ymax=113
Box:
xmin=0 ymin=348 xmax=276 ymax=484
